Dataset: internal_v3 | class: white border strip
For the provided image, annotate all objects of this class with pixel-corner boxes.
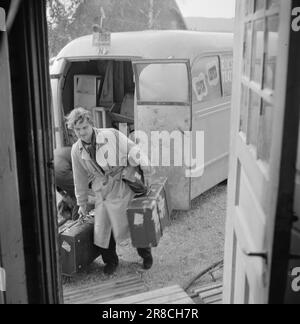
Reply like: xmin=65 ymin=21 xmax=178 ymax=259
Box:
xmin=0 ymin=7 xmax=6 ymax=32
xmin=0 ymin=267 xmax=6 ymax=292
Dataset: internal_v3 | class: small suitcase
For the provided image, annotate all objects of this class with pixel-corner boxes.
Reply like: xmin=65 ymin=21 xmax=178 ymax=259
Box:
xmin=127 ymin=176 xmax=172 ymax=248
xmin=59 ymin=217 xmax=102 ymax=276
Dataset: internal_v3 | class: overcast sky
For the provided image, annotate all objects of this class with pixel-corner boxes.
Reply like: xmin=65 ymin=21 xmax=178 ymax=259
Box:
xmin=176 ymin=0 xmax=236 ymax=18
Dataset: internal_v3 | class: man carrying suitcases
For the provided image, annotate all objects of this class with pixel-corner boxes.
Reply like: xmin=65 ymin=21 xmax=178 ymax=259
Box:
xmin=66 ymin=108 xmax=153 ymax=275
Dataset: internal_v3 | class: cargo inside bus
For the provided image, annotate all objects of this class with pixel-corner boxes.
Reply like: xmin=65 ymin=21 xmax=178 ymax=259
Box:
xmin=52 ymin=58 xmax=137 ymax=147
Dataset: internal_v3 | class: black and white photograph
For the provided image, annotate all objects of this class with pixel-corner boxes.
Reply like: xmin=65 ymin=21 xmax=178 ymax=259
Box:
xmin=0 ymin=0 xmax=300 ymax=306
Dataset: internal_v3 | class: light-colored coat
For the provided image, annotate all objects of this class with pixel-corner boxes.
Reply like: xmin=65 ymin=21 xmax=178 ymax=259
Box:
xmin=71 ymin=128 xmax=144 ymax=249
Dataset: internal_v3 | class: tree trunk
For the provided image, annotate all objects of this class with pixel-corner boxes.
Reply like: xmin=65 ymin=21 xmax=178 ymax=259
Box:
xmin=148 ymin=0 xmax=154 ymax=29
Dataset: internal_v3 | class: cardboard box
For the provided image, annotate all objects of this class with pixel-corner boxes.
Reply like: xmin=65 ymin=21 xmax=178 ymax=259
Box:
xmin=127 ymin=177 xmax=172 ymax=248
xmin=74 ymin=75 xmax=102 ymax=110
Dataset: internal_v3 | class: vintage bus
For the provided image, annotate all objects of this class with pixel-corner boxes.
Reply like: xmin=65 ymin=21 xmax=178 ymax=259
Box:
xmin=50 ymin=30 xmax=234 ymax=210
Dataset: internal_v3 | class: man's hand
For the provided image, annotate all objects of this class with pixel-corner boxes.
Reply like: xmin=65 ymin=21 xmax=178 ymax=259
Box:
xmin=78 ymin=204 xmax=87 ymax=221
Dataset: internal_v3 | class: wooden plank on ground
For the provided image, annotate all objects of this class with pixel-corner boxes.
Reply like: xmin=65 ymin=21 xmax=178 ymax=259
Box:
xmin=105 ymin=285 xmax=195 ymax=304
xmin=140 ymin=292 xmax=193 ymax=304
xmin=200 ymin=287 xmax=223 ymax=300
xmin=76 ymin=284 xmax=146 ymax=304
xmin=169 ymin=297 xmax=196 ymax=304
xmin=64 ymin=281 xmax=144 ymax=303
xmin=105 ymin=285 xmax=181 ymax=304
xmin=64 ymin=274 xmax=147 ymax=304
xmin=205 ymin=296 xmax=222 ymax=304
xmin=192 ymin=282 xmax=223 ymax=305
xmin=193 ymin=282 xmax=222 ymax=295
xmin=64 ymin=275 xmax=141 ymax=299
xmin=64 ymin=274 xmax=139 ymax=297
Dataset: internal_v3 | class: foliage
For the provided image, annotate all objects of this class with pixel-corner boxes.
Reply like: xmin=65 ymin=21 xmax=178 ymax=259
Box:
xmin=47 ymin=0 xmax=82 ymax=58
xmin=47 ymin=0 xmax=186 ymax=58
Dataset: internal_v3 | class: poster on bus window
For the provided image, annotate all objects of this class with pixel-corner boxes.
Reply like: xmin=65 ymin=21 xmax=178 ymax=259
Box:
xmin=191 ymin=56 xmax=222 ymax=103
xmin=206 ymin=61 xmax=220 ymax=87
xmin=192 ymin=72 xmax=208 ymax=102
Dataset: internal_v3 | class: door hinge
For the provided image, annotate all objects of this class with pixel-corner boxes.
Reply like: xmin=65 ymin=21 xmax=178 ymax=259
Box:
xmin=242 ymin=249 xmax=269 ymax=265
xmin=0 ymin=267 xmax=6 ymax=292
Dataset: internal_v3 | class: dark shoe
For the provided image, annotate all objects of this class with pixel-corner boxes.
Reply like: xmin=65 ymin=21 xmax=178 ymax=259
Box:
xmin=103 ymin=262 xmax=118 ymax=275
xmin=143 ymin=255 xmax=153 ymax=270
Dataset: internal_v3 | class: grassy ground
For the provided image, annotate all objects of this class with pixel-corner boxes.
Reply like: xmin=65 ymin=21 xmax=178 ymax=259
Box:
xmin=62 ymin=182 xmax=227 ymax=295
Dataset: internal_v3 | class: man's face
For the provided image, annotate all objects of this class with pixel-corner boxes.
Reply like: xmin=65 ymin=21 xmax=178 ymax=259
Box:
xmin=74 ymin=119 xmax=93 ymax=143
xmin=68 ymin=129 xmax=78 ymax=145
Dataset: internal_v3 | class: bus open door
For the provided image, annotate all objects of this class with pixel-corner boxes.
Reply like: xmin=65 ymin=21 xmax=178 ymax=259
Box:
xmin=132 ymin=59 xmax=193 ymax=210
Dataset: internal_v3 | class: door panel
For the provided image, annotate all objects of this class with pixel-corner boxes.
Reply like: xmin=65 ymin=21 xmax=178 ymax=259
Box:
xmin=133 ymin=60 xmax=192 ymax=210
xmin=223 ymin=0 xmax=294 ymax=304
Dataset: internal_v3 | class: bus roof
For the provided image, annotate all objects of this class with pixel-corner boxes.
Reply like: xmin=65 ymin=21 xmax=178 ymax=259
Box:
xmin=55 ymin=30 xmax=233 ymax=62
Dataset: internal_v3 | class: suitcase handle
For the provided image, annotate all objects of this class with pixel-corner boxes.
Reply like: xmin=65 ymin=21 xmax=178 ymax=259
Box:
xmin=59 ymin=215 xmax=94 ymax=234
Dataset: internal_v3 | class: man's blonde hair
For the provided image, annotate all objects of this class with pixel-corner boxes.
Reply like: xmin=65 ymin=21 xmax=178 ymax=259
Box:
xmin=66 ymin=107 xmax=93 ymax=130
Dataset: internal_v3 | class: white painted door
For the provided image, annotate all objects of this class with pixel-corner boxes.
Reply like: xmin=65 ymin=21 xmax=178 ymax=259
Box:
xmin=132 ymin=59 xmax=192 ymax=210
xmin=223 ymin=0 xmax=293 ymax=304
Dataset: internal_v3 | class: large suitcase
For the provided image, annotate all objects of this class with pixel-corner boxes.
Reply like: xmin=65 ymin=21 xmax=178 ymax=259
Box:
xmin=127 ymin=176 xmax=172 ymax=248
xmin=59 ymin=217 xmax=102 ymax=276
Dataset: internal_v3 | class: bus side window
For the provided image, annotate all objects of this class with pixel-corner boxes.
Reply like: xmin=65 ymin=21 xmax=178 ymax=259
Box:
xmin=220 ymin=54 xmax=233 ymax=97
xmin=137 ymin=63 xmax=189 ymax=104
xmin=191 ymin=55 xmax=222 ymax=104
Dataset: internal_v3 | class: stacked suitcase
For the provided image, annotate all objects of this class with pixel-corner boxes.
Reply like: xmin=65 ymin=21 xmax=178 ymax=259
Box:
xmin=59 ymin=217 xmax=101 ymax=276
xmin=127 ymin=176 xmax=173 ymax=248
xmin=58 ymin=176 xmax=173 ymax=274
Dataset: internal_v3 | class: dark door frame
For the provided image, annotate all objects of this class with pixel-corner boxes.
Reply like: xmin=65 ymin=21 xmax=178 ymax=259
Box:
xmin=0 ymin=4 xmax=27 ymax=304
xmin=269 ymin=0 xmax=300 ymax=304
xmin=0 ymin=0 xmax=299 ymax=304
xmin=0 ymin=0 xmax=62 ymax=304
